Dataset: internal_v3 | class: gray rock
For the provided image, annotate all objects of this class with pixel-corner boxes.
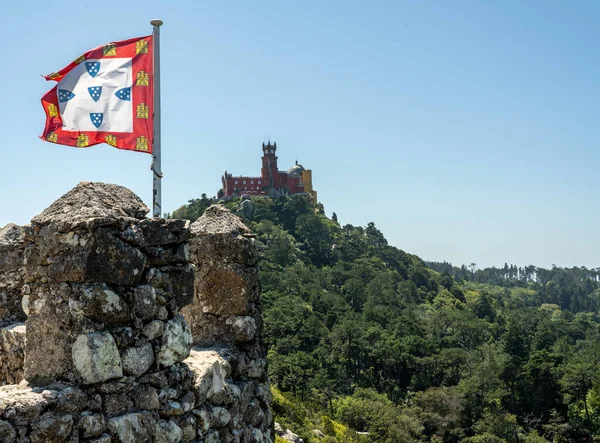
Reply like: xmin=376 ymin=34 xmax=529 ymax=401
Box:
xmin=204 ymin=430 xmax=220 ymax=443
xmin=121 ymin=343 xmax=154 ymax=376
xmin=72 ymin=332 xmax=123 ymax=384
xmin=31 ymin=181 xmax=148 ymax=230
xmin=180 ymin=416 xmax=196 ymax=442
xmin=237 ymin=199 xmax=254 ymax=220
xmin=107 ymin=412 xmax=153 ymax=443
xmin=55 ymin=386 xmax=88 ymax=413
xmin=228 ymin=316 xmax=257 ymax=342
xmin=160 ymin=401 xmax=184 ymax=417
xmin=132 ymin=285 xmax=157 ymax=320
xmin=245 ymin=399 xmax=265 ymax=427
xmin=154 ymin=420 xmax=182 ymax=443
xmin=79 ymin=413 xmax=105 ymax=438
xmin=211 ymin=406 xmax=231 ymax=427
xmin=157 ymin=316 xmax=192 ymax=368
xmin=142 ymin=320 xmax=164 ymax=340
xmin=313 ymin=429 xmax=325 ymax=438
xmin=252 ymin=428 xmax=265 ymax=443
xmin=85 ymin=229 xmax=147 ymax=286
xmin=0 ymin=323 xmax=26 ymax=385
xmin=70 ymin=284 xmax=129 ymax=325
xmin=180 ymin=390 xmax=196 ymax=412
xmin=0 ymin=420 xmax=16 ymax=443
xmin=132 ymin=385 xmax=160 ymax=410
xmin=193 ymin=408 xmax=210 ymax=433
xmin=282 ymin=429 xmax=304 ymax=443
xmin=30 ymin=413 xmax=73 ymax=443
xmin=104 ymin=392 xmax=133 ymax=416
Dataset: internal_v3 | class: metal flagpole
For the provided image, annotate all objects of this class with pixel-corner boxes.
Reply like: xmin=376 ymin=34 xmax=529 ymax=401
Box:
xmin=151 ymin=19 xmax=163 ymax=218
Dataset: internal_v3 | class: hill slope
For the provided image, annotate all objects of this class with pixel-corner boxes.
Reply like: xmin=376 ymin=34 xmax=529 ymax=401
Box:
xmin=171 ymin=195 xmax=600 ymax=443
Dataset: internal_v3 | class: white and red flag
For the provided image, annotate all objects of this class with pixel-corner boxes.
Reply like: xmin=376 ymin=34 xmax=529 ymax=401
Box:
xmin=40 ymin=36 xmax=154 ymax=154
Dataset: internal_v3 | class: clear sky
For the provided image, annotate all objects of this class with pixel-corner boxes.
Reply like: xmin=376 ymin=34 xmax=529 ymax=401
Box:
xmin=1 ymin=0 xmax=599 ymax=269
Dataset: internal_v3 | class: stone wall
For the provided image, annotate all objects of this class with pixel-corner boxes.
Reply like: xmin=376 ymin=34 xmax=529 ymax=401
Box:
xmin=0 ymin=224 xmax=29 ymax=386
xmin=0 ymin=224 xmax=29 ymax=326
xmin=0 ymin=182 xmax=273 ymax=442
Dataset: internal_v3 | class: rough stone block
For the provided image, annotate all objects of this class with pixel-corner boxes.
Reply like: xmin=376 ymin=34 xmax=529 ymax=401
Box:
xmin=70 ymin=284 xmax=130 ymax=325
xmin=72 ymin=332 xmax=123 ymax=384
xmin=189 ymin=205 xmax=257 ymax=266
xmin=107 ymin=412 xmax=154 ymax=443
xmin=0 ymin=419 xmax=16 ymax=443
xmin=157 ymin=316 xmax=192 ymax=368
xmin=0 ymin=323 xmax=25 ymax=385
xmin=121 ymin=343 xmax=154 ymax=376
xmin=29 ymin=413 xmax=73 ymax=443
xmin=184 ymin=348 xmax=230 ymax=404
xmin=154 ymin=419 xmax=183 ymax=442
xmin=79 ymin=413 xmax=106 ymax=438
xmin=131 ymin=285 xmax=157 ymax=320
xmin=84 ymin=230 xmax=146 ymax=285
xmin=24 ymin=292 xmax=73 ymax=386
xmin=30 ymin=181 xmax=149 ymax=232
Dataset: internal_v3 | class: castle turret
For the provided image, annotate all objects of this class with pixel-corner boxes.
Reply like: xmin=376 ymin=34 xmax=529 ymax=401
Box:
xmin=261 ymin=141 xmax=278 ymax=188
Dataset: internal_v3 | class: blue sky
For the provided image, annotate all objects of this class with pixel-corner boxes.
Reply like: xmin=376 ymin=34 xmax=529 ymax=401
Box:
xmin=1 ymin=0 xmax=599 ymax=269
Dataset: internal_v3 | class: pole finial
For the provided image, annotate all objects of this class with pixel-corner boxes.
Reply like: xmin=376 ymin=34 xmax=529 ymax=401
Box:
xmin=151 ymin=19 xmax=164 ymax=26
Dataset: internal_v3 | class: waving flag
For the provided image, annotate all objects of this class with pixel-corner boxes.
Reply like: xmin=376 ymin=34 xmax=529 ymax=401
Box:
xmin=41 ymin=36 xmax=153 ymax=154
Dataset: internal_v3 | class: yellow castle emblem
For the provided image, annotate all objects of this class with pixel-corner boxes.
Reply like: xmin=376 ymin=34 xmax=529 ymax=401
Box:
xmin=103 ymin=44 xmax=117 ymax=56
xmin=136 ymin=40 xmax=149 ymax=54
xmin=105 ymin=135 xmax=117 ymax=147
xmin=136 ymin=71 xmax=149 ymax=86
xmin=73 ymin=55 xmax=86 ymax=64
xmin=136 ymin=136 xmax=149 ymax=152
xmin=47 ymin=104 xmax=59 ymax=117
xmin=46 ymin=132 xmax=58 ymax=143
xmin=77 ymin=134 xmax=89 ymax=147
xmin=136 ymin=103 xmax=149 ymax=119
xmin=47 ymin=72 xmax=60 ymax=80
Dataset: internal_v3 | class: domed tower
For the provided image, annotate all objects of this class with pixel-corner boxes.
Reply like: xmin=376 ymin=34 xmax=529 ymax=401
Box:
xmin=261 ymin=141 xmax=278 ymax=188
xmin=287 ymin=160 xmax=317 ymax=203
xmin=287 ymin=161 xmax=305 ymax=179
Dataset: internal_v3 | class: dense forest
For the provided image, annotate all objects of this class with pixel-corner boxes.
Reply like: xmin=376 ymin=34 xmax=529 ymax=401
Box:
xmin=171 ymin=194 xmax=600 ymax=443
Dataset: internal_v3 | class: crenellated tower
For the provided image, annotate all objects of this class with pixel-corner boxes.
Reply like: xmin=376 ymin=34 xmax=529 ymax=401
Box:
xmin=261 ymin=141 xmax=278 ymax=187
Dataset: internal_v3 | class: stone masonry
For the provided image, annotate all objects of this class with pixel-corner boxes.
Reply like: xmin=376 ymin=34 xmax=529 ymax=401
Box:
xmin=0 ymin=182 xmax=273 ymax=442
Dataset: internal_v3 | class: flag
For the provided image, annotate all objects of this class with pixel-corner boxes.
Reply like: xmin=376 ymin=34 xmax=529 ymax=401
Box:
xmin=41 ymin=36 xmax=153 ymax=154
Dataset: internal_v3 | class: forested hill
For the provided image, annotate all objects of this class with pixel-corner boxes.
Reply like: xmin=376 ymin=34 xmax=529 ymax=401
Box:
xmin=426 ymin=261 xmax=600 ymax=313
xmin=171 ymin=194 xmax=600 ymax=443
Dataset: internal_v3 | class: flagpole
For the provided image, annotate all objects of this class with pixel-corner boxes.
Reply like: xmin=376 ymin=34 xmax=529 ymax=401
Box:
xmin=151 ymin=19 xmax=163 ymax=218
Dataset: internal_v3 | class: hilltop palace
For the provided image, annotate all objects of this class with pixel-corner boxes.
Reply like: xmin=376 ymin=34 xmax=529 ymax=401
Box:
xmin=221 ymin=141 xmax=317 ymax=202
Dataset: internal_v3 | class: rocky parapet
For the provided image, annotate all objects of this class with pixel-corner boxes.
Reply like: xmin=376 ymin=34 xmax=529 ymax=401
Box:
xmin=0 ymin=183 xmax=273 ymax=442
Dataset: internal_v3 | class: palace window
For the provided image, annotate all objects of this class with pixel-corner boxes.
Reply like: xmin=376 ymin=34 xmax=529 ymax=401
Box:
xmin=234 ymin=180 xmax=238 ymax=184
xmin=243 ymin=180 xmax=246 ymax=184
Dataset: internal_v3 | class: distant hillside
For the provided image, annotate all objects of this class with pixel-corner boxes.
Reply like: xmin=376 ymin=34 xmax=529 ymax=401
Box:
xmin=426 ymin=260 xmax=600 ymax=313
xmin=171 ymin=194 xmax=600 ymax=443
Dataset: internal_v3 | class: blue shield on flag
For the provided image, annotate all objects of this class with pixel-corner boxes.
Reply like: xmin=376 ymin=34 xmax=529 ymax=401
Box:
xmin=90 ymin=113 xmax=103 ymax=128
xmin=115 ymin=87 xmax=131 ymax=101
xmin=85 ymin=62 xmax=100 ymax=77
xmin=58 ymin=89 xmax=75 ymax=103
xmin=88 ymin=86 xmax=102 ymax=102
